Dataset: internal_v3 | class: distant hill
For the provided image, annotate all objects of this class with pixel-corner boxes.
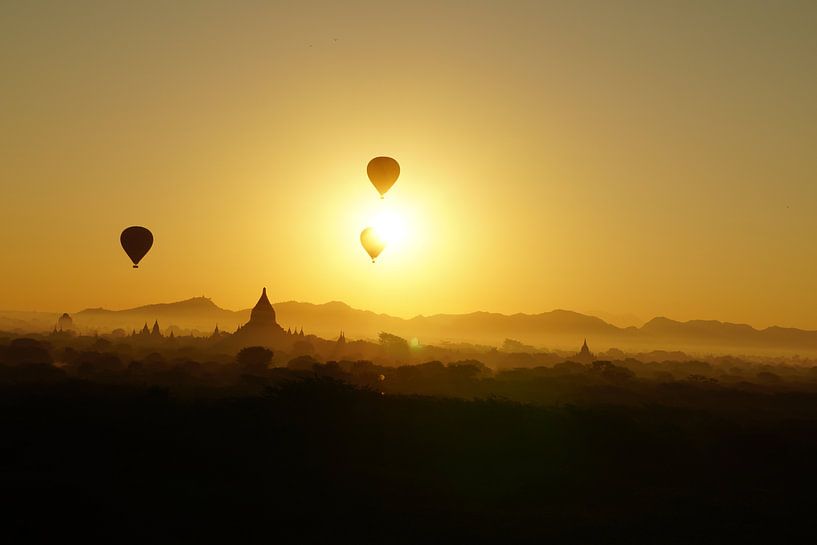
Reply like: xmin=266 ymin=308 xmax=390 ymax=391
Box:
xmin=0 ymin=310 xmax=61 ymax=333
xmin=76 ymin=297 xmax=247 ymax=335
xmin=4 ymin=297 xmax=817 ymax=355
xmin=638 ymin=317 xmax=817 ymax=354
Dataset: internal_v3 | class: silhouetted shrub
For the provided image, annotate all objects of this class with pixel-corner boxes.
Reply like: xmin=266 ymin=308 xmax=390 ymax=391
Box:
xmin=757 ymin=371 xmax=782 ymax=383
xmin=292 ymin=340 xmax=315 ymax=356
xmin=237 ymin=346 xmax=273 ymax=367
xmin=447 ymin=360 xmax=487 ymax=380
xmin=686 ymin=374 xmax=718 ymax=385
xmin=592 ymin=361 xmax=636 ymax=382
xmin=288 ymin=354 xmax=319 ymax=371
xmin=143 ymin=352 xmax=167 ymax=366
xmin=553 ymin=360 xmax=586 ymax=374
xmin=670 ymin=360 xmax=714 ymax=376
xmin=75 ymin=351 xmax=123 ymax=375
xmin=2 ymin=338 xmax=52 ymax=365
xmin=653 ymin=370 xmax=674 ymax=382
xmin=0 ymin=362 xmax=64 ymax=382
xmin=379 ymin=331 xmax=410 ymax=360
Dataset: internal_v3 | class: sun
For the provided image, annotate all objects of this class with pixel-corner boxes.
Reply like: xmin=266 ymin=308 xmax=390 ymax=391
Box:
xmin=341 ymin=187 xmax=425 ymax=266
xmin=370 ymin=206 xmax=408 ymax=248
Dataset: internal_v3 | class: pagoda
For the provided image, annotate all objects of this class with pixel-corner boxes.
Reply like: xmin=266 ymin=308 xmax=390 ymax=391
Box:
xmin=575 ymin=339 xmax=594 ymax=364
xmin=230 ymin=288 xmax=285 ymax=346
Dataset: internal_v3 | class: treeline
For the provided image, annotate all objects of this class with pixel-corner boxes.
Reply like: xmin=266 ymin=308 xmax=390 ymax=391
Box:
xmin=4 ymin=337 xmax=817 ymax=414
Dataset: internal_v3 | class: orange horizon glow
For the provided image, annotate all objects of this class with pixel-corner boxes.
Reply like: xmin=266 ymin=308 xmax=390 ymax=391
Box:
xmin=1 ymin=2 xmax=816 ymax=330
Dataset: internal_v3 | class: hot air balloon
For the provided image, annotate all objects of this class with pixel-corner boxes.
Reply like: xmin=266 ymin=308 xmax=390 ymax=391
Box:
xmin=120 ymin=226 xmax=153 ymax=268
xmin=360 ymin=227 xmax=386 ymax=263
xmin=367 ymin=156 xmax=400 ymax=198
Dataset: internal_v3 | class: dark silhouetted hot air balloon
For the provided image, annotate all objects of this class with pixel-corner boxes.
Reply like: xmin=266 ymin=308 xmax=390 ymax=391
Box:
xmin=120 ymin=226 xmax=153 ymax=268
xmin=360 ymin=227 xmax=386 ymax=263
xmin=367 ymin=156 xmax=400 ymax=198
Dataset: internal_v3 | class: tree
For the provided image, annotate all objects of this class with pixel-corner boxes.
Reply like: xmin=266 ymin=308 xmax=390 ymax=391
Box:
xmin=236 ymin=346 xmax=273 ymax=369
xmin=591 ymin=361 xmax=635 ymax=382
xmin=292 ymin=340 xmax=315 ymax=357
xmin=379 ymin=332 xmax=410 ymax=360
xmin=287 ymin=355 xmax=319 ymax=371
xmin=3 ymin=338 xmax=52 ymax=366
xmin=501 ymin=338 xmax=537 ymax=353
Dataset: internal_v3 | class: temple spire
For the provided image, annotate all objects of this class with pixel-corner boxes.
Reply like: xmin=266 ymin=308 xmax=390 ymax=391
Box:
xmin=576 ymin=338 xmax=593 ymax=363
xmin=249 ymin=287 xmax=277 ymax=326
xmin=232 ymin=286 xmax=285 ymax=339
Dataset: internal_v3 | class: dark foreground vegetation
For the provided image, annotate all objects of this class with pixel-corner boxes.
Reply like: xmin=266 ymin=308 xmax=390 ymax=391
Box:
xmin=4 ymin=337 xmax=817 ymax=543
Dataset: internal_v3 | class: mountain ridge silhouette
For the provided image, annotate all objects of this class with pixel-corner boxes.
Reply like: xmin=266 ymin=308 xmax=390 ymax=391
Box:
xmin=4 ymin=298 xmax=817 ymax=353
xmin=69 ymin=298 xmax=817 ymax=353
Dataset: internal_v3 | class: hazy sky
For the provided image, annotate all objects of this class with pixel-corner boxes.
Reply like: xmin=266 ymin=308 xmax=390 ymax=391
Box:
xmin=2 ymin=1 xmax=816 ymax=329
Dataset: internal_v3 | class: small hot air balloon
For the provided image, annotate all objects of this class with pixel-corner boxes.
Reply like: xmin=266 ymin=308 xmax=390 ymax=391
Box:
xmin=360 ymin=227 xmax=386 ymax=263
xmin=367 ymin=156 xmax=400 ymax=198
xmin=120 ymin=226 xmax=153 ymax=268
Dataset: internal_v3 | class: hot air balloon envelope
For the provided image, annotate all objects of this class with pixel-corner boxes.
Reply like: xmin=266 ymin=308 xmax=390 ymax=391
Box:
xmin=120 ymin=226 xmax=153 ymax=268
xmin=367 ymin=156 xmax=400 ymax=198
xmin=360 ymin=227 xmax=386 ymax=262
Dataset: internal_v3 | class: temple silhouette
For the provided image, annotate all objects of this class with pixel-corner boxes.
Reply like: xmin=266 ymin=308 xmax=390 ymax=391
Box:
xmin=574 ymin=338 xmax=594 ymax=364
xmin=132 ymin=320 xmax=164 ymax=338
xmin=49 ymin=312 xmax=77 ymax=338
xmin=57 ymin=313 xmax=74 ymax=331
xmin=226 ymin=288 xmax=292 ymax=348
xmin=106 ymin=288 xmax=314 ymax=350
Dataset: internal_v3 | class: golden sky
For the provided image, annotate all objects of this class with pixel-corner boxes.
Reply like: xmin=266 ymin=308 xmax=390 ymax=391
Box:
xmin=2 ymin=1 xmax=816 ymax=329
